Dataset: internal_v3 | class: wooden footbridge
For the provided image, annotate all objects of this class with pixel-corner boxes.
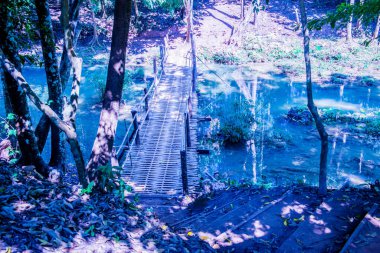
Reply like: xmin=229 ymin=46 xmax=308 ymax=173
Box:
xmin=115 ymin=39 xmax=199 ymax=195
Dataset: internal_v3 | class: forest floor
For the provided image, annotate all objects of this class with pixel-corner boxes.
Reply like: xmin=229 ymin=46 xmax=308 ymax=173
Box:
xmin=0 ymin=165 xmax=213 ymax=252
xmin=2 ymin=163 xmax=380 ymax=252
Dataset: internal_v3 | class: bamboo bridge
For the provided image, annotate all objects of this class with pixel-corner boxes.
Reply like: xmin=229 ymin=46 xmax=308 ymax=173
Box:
xmin=115 ymin=38 xmax=199 ymax=195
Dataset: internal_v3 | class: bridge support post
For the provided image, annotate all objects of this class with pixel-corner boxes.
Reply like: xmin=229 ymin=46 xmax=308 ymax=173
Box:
xmin=185 ymin=112 xmax=191 ymax=147
xmin=144 ymin=88 xmax=149 ymax=120
xmin=153 ymin=57 xmax=157 ymax=76
xmin=159 ymin=45 xmax=165 ymax=75
xmin=180 ymin=150 xmax=189 ymax=195
xmin=131 ymin=110 xmax=140 ymax=145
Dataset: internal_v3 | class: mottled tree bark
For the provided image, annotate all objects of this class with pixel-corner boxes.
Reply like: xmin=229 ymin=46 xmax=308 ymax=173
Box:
xmin=35 ymin=0 xmax=65 ymax=169
xmin=60 ymin=0 xmax=88 ymax=186
xmin=35 ymin=0 xmax=82 ymax=157
xmin=59 ymin=0 xmax=82 ymax=91
xmin=2 ymin=58 xmax=87 ymax=186
xmin=299 ymin=0 xmax=328 ymax=195
xmin=0 ymin=0 xmax=49 ymax=176
xmin=87 ymin=0 xmax=132 ymax=183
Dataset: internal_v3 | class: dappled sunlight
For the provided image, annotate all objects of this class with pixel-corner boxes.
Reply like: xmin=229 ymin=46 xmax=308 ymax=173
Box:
xmin=12 ymin=200 xmax=35 ymax=213
xmin=251 ymin=220 xmax=270 ymax=238
xmin=281 ymin=202 xmax=307 ymax=217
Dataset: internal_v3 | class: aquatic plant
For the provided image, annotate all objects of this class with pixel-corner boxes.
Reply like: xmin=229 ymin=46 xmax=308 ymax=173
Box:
xmin=208 ymin=95 xmax=255 ymax=144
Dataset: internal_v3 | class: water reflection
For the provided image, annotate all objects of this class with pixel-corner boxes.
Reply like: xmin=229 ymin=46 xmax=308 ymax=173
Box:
xmin=198 ymin=64 xmax=380 ymax=188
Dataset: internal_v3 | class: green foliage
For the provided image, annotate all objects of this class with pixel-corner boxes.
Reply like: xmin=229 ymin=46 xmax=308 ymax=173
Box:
xmin=208 ymin=95 xmax=255 ymax=144
xmin=130 ymin=67 xmax=145 ymax=80
xmin=211 ymin=51 xmax=241 ymax=64
xmin=88 ymin=69 xmax=133 ymax=102
xmin=1 ymin=0 xmax=41 ymax=65
xmin=142 ymin=0 xmax=182 ymax=10
xmin=80 ymin=181 xmax=95 ymax=195
xmin=365 ymin=119 xmax=380 ymax=136
xmin=308 ymin=0 xmax=380 ymax=32
xmin=97 ymin=164 xmax=133 ymax=201
xmin=0 ymin=114 xmax=20 ymax=164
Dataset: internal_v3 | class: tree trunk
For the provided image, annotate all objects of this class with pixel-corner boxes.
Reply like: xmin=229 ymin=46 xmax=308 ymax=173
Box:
xmin=86 ymin=0 xmax=132 ymax=184
xmin=35 ymin=0 xmax=65 ymax=169
xmin=356 ymin=0 xmax=365 ymax=36
xmin=88 ymin=0 xmax=101 ymax=46
xmin=347 ymin=0 xmax=355 ymax=42
xmin=241 ymin=0 xmax=245 ymax=20
xmin=134 ymin=0 xmax=139 ymax=17
xmin=1 ymin=74 xmax=17 ymax=148
xmin=228 ymin=2 xmax=256 ymax=44
xmin=2 ymin=58 xmax=87 ymax=186
xmin=0 ymin=0 xmax=49 ymax=176
xmin=253 ymin=0 xmax=261 ymax=28
xmin=101 ymin=0 xmax=107 ymax=18
xmin=299 ymin=0 xmax=328 ymax=196
xmin=184 ymin=0 xmax=192 ymax=42
xmin=61 ymin=0 xmax=88 ymax=186
xmin=373 ymin=14 xmax=380 ymax=40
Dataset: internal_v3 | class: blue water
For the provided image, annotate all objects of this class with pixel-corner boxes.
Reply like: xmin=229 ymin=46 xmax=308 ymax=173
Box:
xmin=197 ymin=64 xmax=380 ymax=188
xmin=1 ymin=63 xmax=380 ymax=188
xmin=0 ymin=65 xmax=150 ymax=164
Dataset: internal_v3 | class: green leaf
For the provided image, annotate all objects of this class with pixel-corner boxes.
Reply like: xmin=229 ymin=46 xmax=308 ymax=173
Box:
xmin=6 ymin=113 xmax=15 ymax=120
xmin=8 ymin=129 xmax=17 ymax=136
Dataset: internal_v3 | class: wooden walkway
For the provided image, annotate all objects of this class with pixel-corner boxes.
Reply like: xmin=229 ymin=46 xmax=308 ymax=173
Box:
xmin=121 ymin=49 xmax=198 ymax=194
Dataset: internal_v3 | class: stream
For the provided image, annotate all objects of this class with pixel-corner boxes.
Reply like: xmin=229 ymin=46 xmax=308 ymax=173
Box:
xmin=1 ymin=64 xmax=379 ymax=189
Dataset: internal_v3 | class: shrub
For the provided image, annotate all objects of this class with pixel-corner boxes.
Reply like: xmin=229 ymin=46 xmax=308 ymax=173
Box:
xmin=209 ymin=95 xmax=255 ymax=144
xmin=365 ymin=120 xmax=380 ymax=136
xmin=286 ymin=106 xmax=313 ymax=125
xmin=212 ymin=51 xmax=241 ymax=64
xmin=131 ymin=67 xmax=145 ymax=81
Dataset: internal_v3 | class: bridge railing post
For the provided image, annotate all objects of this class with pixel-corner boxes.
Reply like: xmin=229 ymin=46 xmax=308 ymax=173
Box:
xmin=131 ymin=110 xmax=140 ymax=145
xmin=180 ymin=150 xmax=189 ymax=195
xmin=185 ymin=112 xmax=191 ymax=148
xmin=159 ymin=45 xmax=165 ymax=74
xmin=153 ymin=56 xmax=157 ymax=77
xmin=144 ymin=88 xmax=149 ymax=120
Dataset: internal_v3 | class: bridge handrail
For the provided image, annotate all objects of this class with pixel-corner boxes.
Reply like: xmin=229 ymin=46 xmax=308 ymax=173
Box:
xmin=180 ymin=39 xmax=196 ymax=194
xmin=116 ymin=35 xmax=169 ymax=160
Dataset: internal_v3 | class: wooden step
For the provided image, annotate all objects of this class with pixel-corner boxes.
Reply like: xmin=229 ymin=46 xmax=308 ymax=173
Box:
xmin=277 ymin=188 xmax=373 ymax=253
xmin=340 ymin=203 xmax=380 ymax=253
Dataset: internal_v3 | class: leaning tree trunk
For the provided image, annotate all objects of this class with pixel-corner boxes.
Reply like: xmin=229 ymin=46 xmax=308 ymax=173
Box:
xmin=35 ymin=0 xmax=66 ymax=169
xmin=86 ymin=0 xmax=132 ymax=184
xmin=347 ymin=0 xmax=355 ymax=42
xmin=0 ymin=0 xmax=49 ymax=176
xmin=299 ymin=0 xmax=328 ymax=195
xmin=2 ymin=58 xmax=88 ymax=186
